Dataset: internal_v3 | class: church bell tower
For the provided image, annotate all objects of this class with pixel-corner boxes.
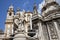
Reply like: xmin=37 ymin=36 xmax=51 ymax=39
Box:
xmin=5 ymin=5 xmax=14 ymax=38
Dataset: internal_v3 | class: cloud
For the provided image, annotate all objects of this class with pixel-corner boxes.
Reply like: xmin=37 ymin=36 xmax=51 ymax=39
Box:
xmin=23 ymin=1 xmax=29 ymax=8
xmin=38 ymin=0 xmax=60 ymax=14
xmin=56 ymin=0 xmax=60 ymax=5
xmin=38 ymin=0 xmax=45 ymax=14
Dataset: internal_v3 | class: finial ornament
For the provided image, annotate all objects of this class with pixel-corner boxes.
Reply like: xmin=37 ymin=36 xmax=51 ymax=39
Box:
xmin=9 ymin=4 xmax=13 ymax=9
xmin=33 ymin=3 xmax=38 ymax=14
xmin=34 ymin=3 xmax=36 ymax=7
xmin=33 ymin=3 xmax=37 ymax=10
xmin=17 ymin=8 xmax=20 ymax=11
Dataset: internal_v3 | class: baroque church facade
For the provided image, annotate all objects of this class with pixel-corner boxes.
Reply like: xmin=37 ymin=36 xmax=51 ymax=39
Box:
xmin=2 ymin=0 xmax=60 ymax=40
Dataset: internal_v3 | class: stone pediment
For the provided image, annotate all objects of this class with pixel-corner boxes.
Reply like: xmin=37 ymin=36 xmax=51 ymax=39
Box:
xmin=32 ymin=14 xmax=42 ymax=21
xmin=42 ymin=13 xmax=60 ymax=21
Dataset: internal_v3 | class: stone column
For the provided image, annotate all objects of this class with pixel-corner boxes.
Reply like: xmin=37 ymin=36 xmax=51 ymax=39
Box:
xmin=30 ymin=14 xmax=32 ymax=30
xmin=24 ymin=23 xmax=29 ymax=37
xmin=38 ymin=21 xmax=45 ymax=40
xmin=46 ymin=23 xmax=51 ymax=40
xmin=53 ymin=20 xmax=60 ymax=40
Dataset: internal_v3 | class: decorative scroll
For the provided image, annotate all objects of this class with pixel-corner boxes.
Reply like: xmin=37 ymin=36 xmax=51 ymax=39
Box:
xmin=47 ymin=21 xmax=58 ymax=39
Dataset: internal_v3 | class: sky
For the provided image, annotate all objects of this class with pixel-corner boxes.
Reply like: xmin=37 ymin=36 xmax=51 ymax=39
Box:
xmin=0 ymin=0 xmax=60 ymax=31
xmin=0 ymin=0 xmax=43 ymax=31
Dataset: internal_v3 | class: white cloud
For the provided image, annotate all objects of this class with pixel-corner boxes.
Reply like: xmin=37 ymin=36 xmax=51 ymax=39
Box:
xmin=38 ymin=0 xmax=45 ymax=14
xmin=56 ymin=0 xmax=60 ymax=5
xmin=38 ymin=0 xmax=60 ymax=14
xmin=23 ymin=1 xmax=29 ymax=7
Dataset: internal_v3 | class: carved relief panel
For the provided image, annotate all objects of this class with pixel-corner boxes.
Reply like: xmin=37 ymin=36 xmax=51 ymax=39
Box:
xmin=47 ymin=21 xmax=58 ymax=40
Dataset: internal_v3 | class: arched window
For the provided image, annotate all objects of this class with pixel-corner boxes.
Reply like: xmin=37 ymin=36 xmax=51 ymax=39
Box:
xmin=9 ymin=12 xmax=12 ymax=16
